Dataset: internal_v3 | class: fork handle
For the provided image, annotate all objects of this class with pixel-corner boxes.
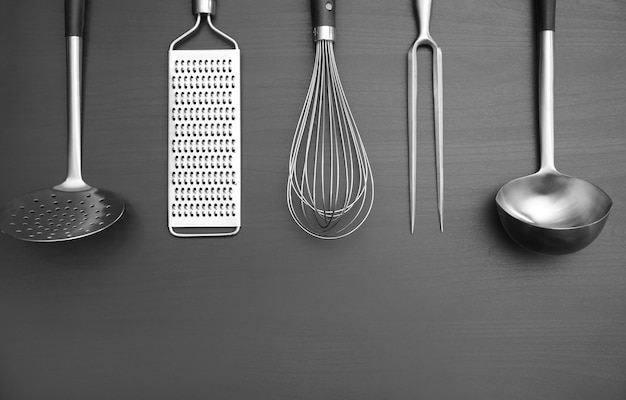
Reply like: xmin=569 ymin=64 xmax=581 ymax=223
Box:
xmin=538 ymin=0 xmax=556 ymax=31
xmin=416 ymin=0 xmax=433 ymax=36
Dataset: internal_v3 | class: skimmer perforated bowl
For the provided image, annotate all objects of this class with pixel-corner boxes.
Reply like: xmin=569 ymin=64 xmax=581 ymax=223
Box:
xmin=168 ymin=0 xmax=241 ymax=237
xmin=0 ymin=188 xmax=123 ymax=242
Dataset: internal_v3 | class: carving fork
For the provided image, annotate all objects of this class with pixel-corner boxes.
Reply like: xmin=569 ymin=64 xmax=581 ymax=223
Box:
xmin=408 ymin=0 xmax=443 ymax=233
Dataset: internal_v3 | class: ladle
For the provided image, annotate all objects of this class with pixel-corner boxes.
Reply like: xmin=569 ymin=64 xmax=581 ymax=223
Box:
xmin=495 ymin=0 xmax=612 ymax=255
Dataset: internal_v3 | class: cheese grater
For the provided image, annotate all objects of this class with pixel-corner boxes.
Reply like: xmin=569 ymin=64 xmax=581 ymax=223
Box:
xmin=168 ymin=0 xmax=241 ymax=237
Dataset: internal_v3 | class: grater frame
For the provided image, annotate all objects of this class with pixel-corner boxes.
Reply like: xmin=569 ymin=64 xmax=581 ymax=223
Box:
xmin=168 ymin=12 xmax=241 ymax=237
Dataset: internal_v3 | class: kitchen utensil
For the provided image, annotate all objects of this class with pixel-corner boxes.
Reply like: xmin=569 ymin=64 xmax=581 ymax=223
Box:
xmin=287 ymin=0 xmax=374 ymax=240
xmin=0 ymin=0 xmax=124 ymax=242
xmin=408 ymin=0 xmax=444 ymax=233
xmin=496 ymin=0 xmax=612 ymax=255
xmin=168 ymin=0 xmax=241 ymax=237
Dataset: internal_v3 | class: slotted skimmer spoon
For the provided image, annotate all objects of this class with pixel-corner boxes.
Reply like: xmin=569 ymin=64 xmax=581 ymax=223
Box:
xmin=0 ymin=0 xmax=124 ymax=242
xmin=408 ymin=0 xmax=444 ymax=233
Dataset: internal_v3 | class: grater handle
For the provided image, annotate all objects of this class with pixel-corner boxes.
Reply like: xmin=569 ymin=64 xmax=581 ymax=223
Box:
xmin=65 ymin=0 xmax=85 ymax=37
xmin=193 ymin=0 xmax=216 ymax=16
xmin=537 ymin=0 xmax=556 ymax=31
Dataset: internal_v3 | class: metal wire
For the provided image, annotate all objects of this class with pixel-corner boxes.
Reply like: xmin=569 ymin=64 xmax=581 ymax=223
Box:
xmin=287 ymin=40 xmax=374 ymax=240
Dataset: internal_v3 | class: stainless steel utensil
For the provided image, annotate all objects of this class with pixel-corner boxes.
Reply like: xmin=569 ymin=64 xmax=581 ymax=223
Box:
xmin=287 ymin=0 xmax=374 ymax=240
xmin=168 ymin=0 xmax=241 ymax=237
xmin=0 ymin=0 xmax=124 ymax=242
xmin=496 ymin=0 xmax=612 ymax=255
xmin=408 ymin=0 xmax=444 ymax=233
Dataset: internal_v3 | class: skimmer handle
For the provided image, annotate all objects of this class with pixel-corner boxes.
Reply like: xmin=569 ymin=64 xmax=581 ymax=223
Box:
xmin=65 ymin=0 xmax=85 ymax=37
xmin=58 ymin=0 xmax=89 ymax=191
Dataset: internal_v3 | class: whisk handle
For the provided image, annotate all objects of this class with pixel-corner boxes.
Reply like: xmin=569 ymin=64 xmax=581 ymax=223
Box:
xmin=65 ymin=0 xmax=85 ymax=37
xmin=311 ymin=0 xmax=335 ymax=28
xmin=537 ymin=0 xmax=556 ymax=31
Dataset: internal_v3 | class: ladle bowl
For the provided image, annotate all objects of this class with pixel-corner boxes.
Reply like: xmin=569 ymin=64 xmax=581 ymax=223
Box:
xmin=496 ymin=171 xmax=612 ymax=255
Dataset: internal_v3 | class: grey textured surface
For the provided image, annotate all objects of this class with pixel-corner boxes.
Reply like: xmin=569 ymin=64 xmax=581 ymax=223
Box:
xmin=1 ymin=0 xmax=625 ymax=399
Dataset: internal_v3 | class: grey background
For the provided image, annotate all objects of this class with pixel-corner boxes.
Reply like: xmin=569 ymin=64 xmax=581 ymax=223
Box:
xmin=1 ymin=0 xmax=626 ymax=399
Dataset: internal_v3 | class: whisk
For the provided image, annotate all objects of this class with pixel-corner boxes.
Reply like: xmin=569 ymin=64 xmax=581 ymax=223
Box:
xmin=287 ymin=0 xmax=374 ymax=240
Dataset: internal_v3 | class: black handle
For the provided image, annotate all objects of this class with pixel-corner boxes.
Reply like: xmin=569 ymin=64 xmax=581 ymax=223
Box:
xmin=65 ymin=0 xmax=86 ymax=37
xmin=537 ymin=0 xmax=556 ymax=31
xmin=311 ymin=0 xmax=335 ymax=28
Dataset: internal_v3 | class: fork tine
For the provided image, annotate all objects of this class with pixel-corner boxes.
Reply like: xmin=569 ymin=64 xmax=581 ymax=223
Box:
xmin=408 ymin=44 xmax=419 ymax=234
xmin=432 ymin=45 xmax=444 ymax=232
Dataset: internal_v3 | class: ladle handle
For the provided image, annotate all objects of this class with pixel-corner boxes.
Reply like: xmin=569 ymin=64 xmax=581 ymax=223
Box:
xmin=538 ymin=0 xmax=556 ymax=31
xmin=538 ymin=0 xmax=556 ymax=172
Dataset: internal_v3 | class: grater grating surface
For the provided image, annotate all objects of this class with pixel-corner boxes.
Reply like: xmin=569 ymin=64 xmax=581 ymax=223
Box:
xmin=168 ymin=12 xmax=241 ymax=237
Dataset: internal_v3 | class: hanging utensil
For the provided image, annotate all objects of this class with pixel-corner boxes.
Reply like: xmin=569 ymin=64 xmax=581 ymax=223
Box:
xmin=0 ymin=0 xmax=124 ymax=242
xmin=408 ymin=0 xmax=444 ymax=233
xmin=287 ymin=0 xmax=374 ymax=240
xmin=168 ymin=0 xmax=241 ymax=237
xmin=496 ymin=0 xmax=612 ymax=255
